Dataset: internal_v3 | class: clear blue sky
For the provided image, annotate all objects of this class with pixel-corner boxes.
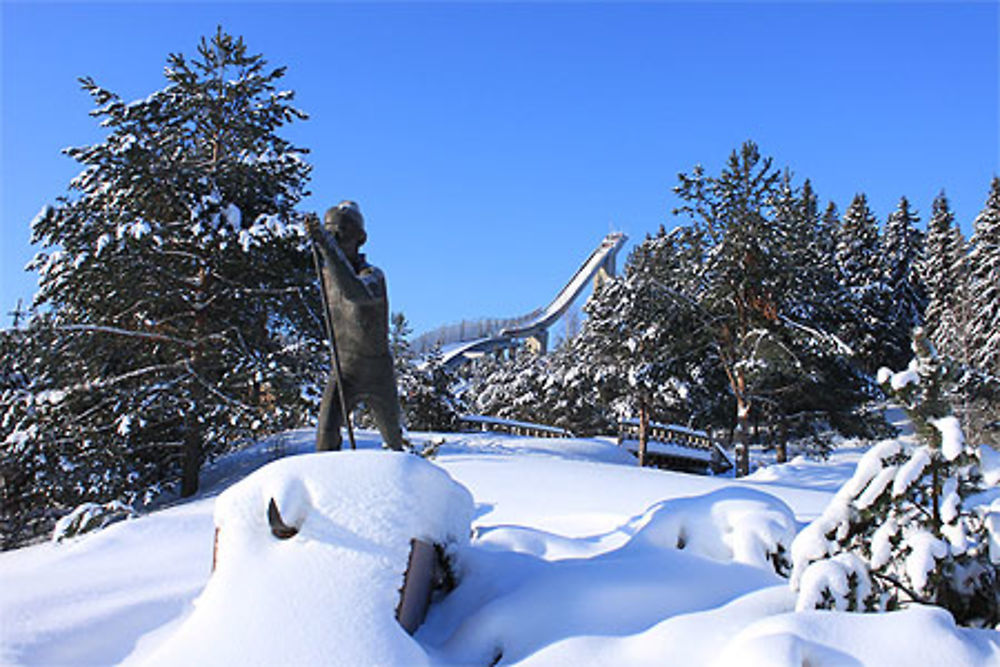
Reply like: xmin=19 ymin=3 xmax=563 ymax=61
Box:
xmin=2 ymin=2 xmax=998 ymax=337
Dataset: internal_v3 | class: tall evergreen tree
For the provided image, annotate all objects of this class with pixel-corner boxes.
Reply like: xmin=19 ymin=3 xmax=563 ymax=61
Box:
xmin=882 ymin=196 xmax=927 ymax=370
xmin=921 ymin=192 xmax=966 ymax=361
xmin=968 ymin=177 xmax=1000 ymax=378
xmin=11 ymin=28 xmax=320 ymax=539
xmin=570 ymin=230 xmax=709 ymax=463
xmin=672 ymin=142 xmax=791 ymax=474
xmin=834 ymin=193 xmax=892 ymax=374
xmin=668 ymin=143 xmax=878 ymax=473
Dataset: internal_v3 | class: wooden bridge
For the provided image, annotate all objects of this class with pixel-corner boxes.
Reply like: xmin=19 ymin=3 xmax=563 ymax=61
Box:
xmin=618 ymin=419 xmax=733 ymax=475
xmin=456 ymin=414 xmax=733 ymax=475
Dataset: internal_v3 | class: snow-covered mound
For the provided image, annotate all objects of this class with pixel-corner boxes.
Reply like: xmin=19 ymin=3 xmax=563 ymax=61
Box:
xmin=4 ymin=431 xmax=1000 ymax=666
xmin=421 ymin=488 xmax=797 ymax=665
xmin=717 ymin=604 xmax=1000 ymax=666
xmin=139 ymin=451 xmax=474 ymax=666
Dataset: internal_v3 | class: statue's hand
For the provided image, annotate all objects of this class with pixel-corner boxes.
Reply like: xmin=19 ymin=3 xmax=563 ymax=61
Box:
xmin=304 ymin=213 xmax=322 ymax=240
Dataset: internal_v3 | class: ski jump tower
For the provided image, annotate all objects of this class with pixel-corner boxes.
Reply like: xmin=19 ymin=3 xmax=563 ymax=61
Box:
xmin=442 ymin=231 xmax=627 ymax=368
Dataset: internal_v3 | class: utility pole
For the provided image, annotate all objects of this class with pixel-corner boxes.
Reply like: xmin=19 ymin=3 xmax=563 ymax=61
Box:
xmin=8 ymin=299 xmax=26 ymax=329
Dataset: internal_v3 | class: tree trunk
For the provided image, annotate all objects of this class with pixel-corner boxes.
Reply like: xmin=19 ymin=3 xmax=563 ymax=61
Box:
xmin=733 ymin=373 xmax=750 ymax=477
xmin=181 ymin=431 xmax=201 ymax=497
xmin=638 ymin=398 xmax=649 ymax=468
xmin=734 ymin=412 xmax=749 ymax=477
xmin=181 ymin=264 xmax=209 ymax=498
xmin=776 ymin=414 xmax=788 ymax=464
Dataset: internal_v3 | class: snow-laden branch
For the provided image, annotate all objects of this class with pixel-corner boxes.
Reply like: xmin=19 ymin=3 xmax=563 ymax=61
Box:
xmin=183 ymin=361 xmax=256 ymax=413
xmin=57 ymin=324 xmax=196 ymax=349
xmin=46 ymin=360 xmax=188 ymax=403
xmin=778 ymin=315 xmax=854 ymax=356
xmin=745 ymin=327 xmax=802 ymax=371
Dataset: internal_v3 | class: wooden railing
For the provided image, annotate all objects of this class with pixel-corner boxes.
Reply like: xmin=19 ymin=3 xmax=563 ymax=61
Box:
xmin=618 ymin=419 xmax=732 ymax=473
xmin=457 ymin=415 xmax=573 ymax=439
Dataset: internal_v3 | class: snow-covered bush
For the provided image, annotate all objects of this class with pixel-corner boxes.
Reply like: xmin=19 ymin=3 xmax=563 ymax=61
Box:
xmin=52 ymin=500 xmax=135 ymax=542
xmin=790 ymin=329 xmax=1000 ymax=626
xmin=620 ymin=487 xmax=797 ymax=576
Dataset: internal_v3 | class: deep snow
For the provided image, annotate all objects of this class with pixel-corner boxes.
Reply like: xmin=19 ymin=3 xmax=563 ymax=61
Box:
xmin=2 ymin=429 xmax=999 ymax=666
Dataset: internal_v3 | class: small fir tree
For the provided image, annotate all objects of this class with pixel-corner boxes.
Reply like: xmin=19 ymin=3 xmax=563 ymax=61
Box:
xmin=404 ymin=344 xmax=464 ymax=433
xmin=791 ymin=329 xmax=1000 ymax=626
xmin=390 ymin=314 xmax=464 ymax=433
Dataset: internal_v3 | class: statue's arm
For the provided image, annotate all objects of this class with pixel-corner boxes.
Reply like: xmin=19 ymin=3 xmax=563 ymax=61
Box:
xmin=306 ymin=217 xmax=382 ymax=303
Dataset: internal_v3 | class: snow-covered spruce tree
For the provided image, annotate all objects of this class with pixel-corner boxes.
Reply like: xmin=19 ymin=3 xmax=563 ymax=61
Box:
xmin=468 ymin=347 xmax=551 ymax=426
xmin=790 ymin=328 xmax=1000 ymax=626
xmin=834 ymin=193 xmax=893 ymax=375
xmin=673 ymin=143 xmax=873 ymax=474
xmin=968 ymin=177 xmax=1000 ymax=379
xmin=0 ymin=320 xmax=53 ymax=549
xmin=406 ymin=344 xmax=465 ymax=433
xmin=918 ymin=191 xmax=999 ymax=448
xmin=540 ymin=344 xmax=614 ymax=437
xmin=18 ymin=29 xmax=320 ymax=524
xmin=882 ymin=196 xmax=927 ymax=371
xmin=569 ymin=236 xmax=705 ymax=464
xmin=388 ymin=313 xmax=464 ymax=433
xmin=921 ymin=192 xmax=967 ymax=362
xmin=764 ymin=177 xmax=879 ymax=459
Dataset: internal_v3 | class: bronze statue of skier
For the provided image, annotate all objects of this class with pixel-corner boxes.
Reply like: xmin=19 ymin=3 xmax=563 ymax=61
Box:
xmin=305 ymin=201 xmax=405 ymax=452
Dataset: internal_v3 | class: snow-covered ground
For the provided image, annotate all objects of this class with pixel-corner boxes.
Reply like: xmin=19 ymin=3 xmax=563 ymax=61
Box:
xmin=2 ymin=429 xmax=1000 ymax=666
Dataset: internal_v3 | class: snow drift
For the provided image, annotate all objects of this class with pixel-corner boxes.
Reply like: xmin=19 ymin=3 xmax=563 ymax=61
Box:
xmin=137 ymin=451 xmax=474 ymax=666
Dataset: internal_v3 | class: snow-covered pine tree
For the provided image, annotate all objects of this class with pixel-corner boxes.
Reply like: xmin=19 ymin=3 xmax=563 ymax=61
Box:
xmin=922 ymin=192 xmax=966 ymax=361
xmin=882 ymin=196 xmax=927 ymax=370
xmin=834 ymin=193 xmax=892 ymax=375
xmin=672 ymin=143 xmax=875 ymax=474
xmin=756 ymin=177 xmax=876 ymax=460
xmin=968 ymin=177 xmax=1000 ymax=378
xmin=468 ymin=347 xmax=550 ymax=426
xmin=919 ymin=189 xmax=999 ymax=449
xmin=405 ymin=344 xmax=465 ymax=433
xmin=15 ymin=29 xmax=320 ymax=532
xmin=0 ymin=320 xmax=48 ymax=548
xmin=672 ymin=143 xmax=794 ymax=475
xmin=790 ymin=328 xmax=1000 ymax=626
xmin=388 ymin=313 xmax=465 ymax=433
xmin=569 ymin=233 xmax=706 ymax=464
xmin=542 ymin=343 xmax=614 ymax=437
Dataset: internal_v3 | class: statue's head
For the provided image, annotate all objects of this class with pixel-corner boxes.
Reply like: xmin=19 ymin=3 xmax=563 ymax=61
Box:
xmin=324 ymin=201 xmax=367 ymax=247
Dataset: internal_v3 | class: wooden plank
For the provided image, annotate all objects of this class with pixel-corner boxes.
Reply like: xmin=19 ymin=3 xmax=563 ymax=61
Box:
xmin=396 ymin=539 xmax=438 ymax=635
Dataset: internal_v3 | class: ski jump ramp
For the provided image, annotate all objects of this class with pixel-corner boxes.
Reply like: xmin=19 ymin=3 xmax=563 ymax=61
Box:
xmin=442 ymin=231 xmax=627 ymax=368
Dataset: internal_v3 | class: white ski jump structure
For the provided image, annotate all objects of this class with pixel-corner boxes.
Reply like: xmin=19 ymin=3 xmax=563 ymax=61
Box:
xmin=442 ymin=231 xmax=628 ymax=368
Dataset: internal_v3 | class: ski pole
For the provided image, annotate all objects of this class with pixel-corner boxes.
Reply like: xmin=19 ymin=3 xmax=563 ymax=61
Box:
xmin=310 ymin=234 xmax=357 ymax=451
